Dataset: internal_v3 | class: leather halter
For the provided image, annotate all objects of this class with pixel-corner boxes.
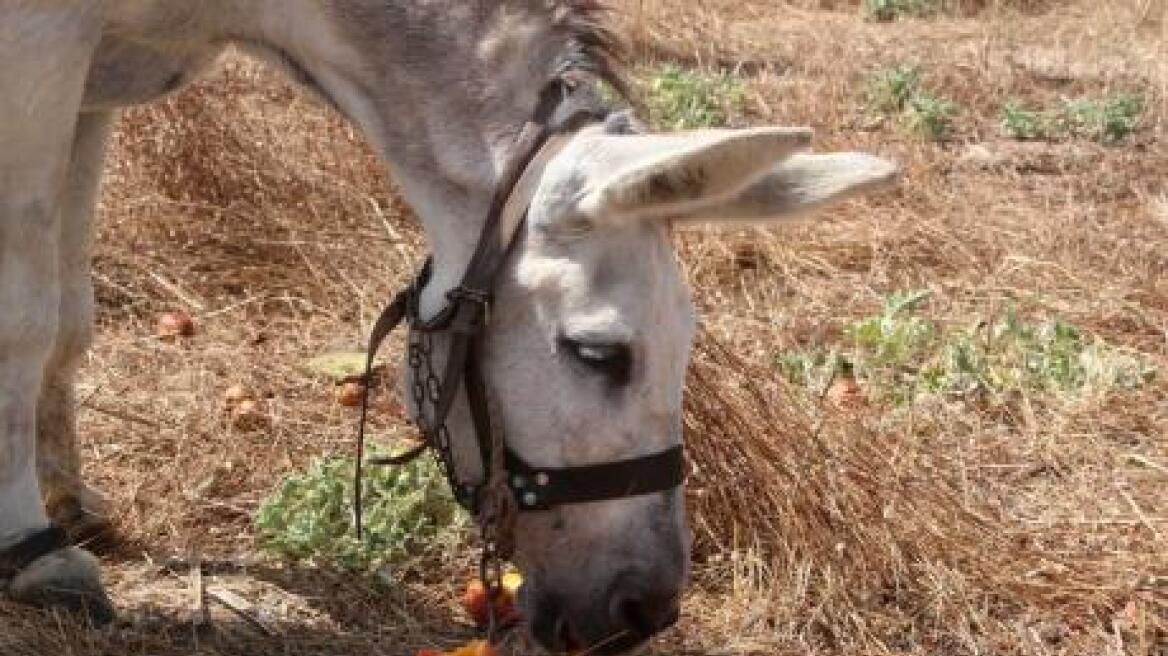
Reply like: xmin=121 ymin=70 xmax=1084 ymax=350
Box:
xmin=354 ymin=81 xmax=685 ymax=532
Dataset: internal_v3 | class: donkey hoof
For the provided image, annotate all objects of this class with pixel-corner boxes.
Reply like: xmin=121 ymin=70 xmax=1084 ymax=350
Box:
xmin=47 ymin=486 xmax=112 ymax=542
xmin=7 ymin=546 xmax=115 ymax=625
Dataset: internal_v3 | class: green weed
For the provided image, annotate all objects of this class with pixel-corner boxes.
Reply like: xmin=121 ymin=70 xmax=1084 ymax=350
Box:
xmin=1000 ymin=101 xmax=1057 ymax=140
xmin=905 ymin=93 xmax=959 ymax=141
xmin=254 ymin=454 xmax=466 ymax=572
xmin=778 ymin=293 xmax=1155 ymax=405
xmin=848 ymin=290 xmax=937 ymax=366
xmin=864 ymin=0 xmax=944 ymax=21
xmin=999 ymin=95 xmax=1144 ymax=143
xmin=867 ymin=65 xmax=921 ymax=114
xmin=1063 ymin=94 xmax=1143 ymax=143
xmin=866 ymin=66 xmax=959 ymax=141
xmin=645 ymin=65 xmax=747 ymax=130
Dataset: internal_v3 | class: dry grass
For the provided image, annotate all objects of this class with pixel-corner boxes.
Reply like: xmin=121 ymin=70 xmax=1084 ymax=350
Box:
xmin=2 ymin=1 xmax=1166 ymax=654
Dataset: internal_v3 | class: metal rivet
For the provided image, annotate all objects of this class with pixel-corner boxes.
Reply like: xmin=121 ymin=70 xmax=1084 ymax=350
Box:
xmin=523 ymin=492 xmax=538 ymax=507
xmin=511 ymin=475 xmax=526 ymax=489
xmin=535 ymin=472 xmax=550 ymax=487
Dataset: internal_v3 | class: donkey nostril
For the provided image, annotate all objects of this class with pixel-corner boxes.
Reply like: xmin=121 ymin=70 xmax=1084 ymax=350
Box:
xmin=532 ymin=595 xmax=577 ymax=653
xmin=616 ymin=598 xmax=653 ymax=637
xmin=555 ymin=615 xmax=578 ymax=652
xmin=610 ymin=591 xmax=680 ymax=639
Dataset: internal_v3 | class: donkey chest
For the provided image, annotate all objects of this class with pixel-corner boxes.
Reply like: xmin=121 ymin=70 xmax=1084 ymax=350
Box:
xmin=82 ymin=34 xmax=223 ymax=111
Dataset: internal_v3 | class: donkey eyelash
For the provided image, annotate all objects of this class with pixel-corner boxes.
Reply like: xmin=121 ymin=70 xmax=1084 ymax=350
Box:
xmin=559 ymin=337 xmax=633 ymax=385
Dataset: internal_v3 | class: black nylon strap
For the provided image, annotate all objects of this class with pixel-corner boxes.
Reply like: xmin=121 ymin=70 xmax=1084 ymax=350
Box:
xmin=504 ymin=446 xmax=686 ymax=511
xmin=0 ymin=526 xmax=69 ymax=581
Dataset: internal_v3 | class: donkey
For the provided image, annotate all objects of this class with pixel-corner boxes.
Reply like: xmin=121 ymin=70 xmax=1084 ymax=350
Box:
xmin=0 ymin=1 xmax=897 ymax=652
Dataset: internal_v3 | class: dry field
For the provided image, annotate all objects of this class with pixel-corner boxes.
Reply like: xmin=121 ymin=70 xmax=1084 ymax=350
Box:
xmin=2 ymin=1 xmax=1165 ymax=655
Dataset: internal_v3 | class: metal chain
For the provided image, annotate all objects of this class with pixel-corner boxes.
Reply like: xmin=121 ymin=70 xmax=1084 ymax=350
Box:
xmin=408 ymin=327 xmax=473 ymax=504
xmin=408 ymin=321 xmax=517 ymax=643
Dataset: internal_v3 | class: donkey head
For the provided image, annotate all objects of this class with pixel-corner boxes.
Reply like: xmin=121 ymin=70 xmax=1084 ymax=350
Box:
xmin=254 ymin=2 xmax=894 ymax=651
xmin=470 ymin=117 xmax=899 ymax=653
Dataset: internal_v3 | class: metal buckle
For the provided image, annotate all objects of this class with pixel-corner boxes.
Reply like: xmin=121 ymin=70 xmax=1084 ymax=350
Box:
xmin=447 ymin=286 xmax=493 ymax=327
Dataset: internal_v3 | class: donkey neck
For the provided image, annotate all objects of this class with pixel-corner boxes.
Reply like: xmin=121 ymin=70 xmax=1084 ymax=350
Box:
xmin=101 ymin=0 xmax=621 ymax=313
xmin=226 ymin=2 xmax=584 ymax=315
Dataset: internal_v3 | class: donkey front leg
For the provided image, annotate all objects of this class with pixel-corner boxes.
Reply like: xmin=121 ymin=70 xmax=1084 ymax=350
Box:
xmin=0 ymin=4 xmax=113 ymax=623
xmin=38 ymin=111 xmax=114 ymax=542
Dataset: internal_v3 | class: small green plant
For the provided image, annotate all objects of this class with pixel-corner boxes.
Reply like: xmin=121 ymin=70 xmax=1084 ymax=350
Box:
xmin=645 ymin=65 xmax=747 ymax=130
xmin=998 ymin=95 xmax=1144 ymax=143
xmin=255 ymin=455 xmax=466 ymax=571
xmin=866 ymin=66 xmax=959 ymax=140
xmin=1000 ymin=101 xmax=1057 ymax=140
xmin=777 ymin=293 xmax=1156 ymax=405
xmin=868 ymin=65 xmax=921 ymax=114
xmin=1063 ymin=94 xmax=1143 ymax=143
xmin=778 ymin=349 xmax=848 ymax=392
xmin=864 ymin=0 xmax=943 ymax=21
xmin=906 ymin=93 xmax=959 ymax=141
xmin=931 ymin=312 xmax=1155 ymax=395
xmin=847 ymin=290 xmax=937 ymax=366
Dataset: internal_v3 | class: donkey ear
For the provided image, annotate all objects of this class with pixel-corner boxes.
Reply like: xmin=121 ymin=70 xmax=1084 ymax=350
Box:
xmin=576 ymin=127 xmax=813 ymax=221
xmin=672 ymin=151 xmax=899 ymax=225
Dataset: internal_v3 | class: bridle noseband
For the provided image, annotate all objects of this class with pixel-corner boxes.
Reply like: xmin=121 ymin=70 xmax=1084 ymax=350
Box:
xmin=354 ymin=80 xmax=686 ymax=547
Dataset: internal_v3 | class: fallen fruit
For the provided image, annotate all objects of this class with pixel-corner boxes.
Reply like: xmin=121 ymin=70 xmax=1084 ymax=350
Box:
xmin=231 ymin=398 xmax=269 ymax=431
xmin=826 ymin=374 xmax=863 ymax=408
xmin=449 ymin=640 xmax=496 ymax=656
xmin=461 ymin=579 xmax=490 ymax=627
xmin=224 ymin=384 xmax=255 ymax=407
xmin=335 ymin=380 xmax=365 ymax=407
xmin=501 ymin=571 xmax=522 ymax=595
xmin=156 ymin=311 xmax=196 ymax=339
xmin=461 ymin=573 xmax=523 ymax=628
xmin=414 ymin=640 xmax=496 ymax=656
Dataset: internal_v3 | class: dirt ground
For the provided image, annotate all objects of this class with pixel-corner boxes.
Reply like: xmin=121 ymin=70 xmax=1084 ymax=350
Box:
xmin=1 ymin=1 xmax=1165 ymax=655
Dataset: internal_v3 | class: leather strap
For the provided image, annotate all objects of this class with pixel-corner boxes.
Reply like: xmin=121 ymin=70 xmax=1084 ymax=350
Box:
xmin=504 ymin=446 xmax=686 ymax=511
xmin=425 ymin=128 xmax=580 ymax=440
xmin=0 ymin=526 xmax=68 ymax=582
xmin=353 ymin=282 xmax=418 ymax=537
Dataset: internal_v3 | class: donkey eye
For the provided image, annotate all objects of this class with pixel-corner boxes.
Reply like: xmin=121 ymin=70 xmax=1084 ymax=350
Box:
xmin=560 ymin=338 xmax=632 ymax=384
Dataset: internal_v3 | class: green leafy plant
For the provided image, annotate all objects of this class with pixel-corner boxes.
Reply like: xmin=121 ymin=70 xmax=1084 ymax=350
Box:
xmin=847 ymin=290 xmax=937 ymax=366
xmin=866 ymin=66 xmax=959 ymax=140
xmin=864 ymin=0 xmax=944 ymax=21
xmin=1000 ymin=101 xmax=1057 ymax=140
xmin=998 ymin=95 xmax=1143 ymax=143
xmin=255 ymin=455 xmax=466 ymax=572
xmin=906 ymin=93 xmax=959 ymax=141
xmin=777 ymin=293 xmax=1156 ymax=405
xmin=1063 ymin=94 xmax=1143 ymax=143
xmin=933 ymin=311 xmax=1155 ymax=395
xmin=778 ymin=348 xmax=848 ymax=392
xmin=868 ymin=65 xmax=921 ymax=114
xmin=645 ymin=65 xmax=747 ymax=130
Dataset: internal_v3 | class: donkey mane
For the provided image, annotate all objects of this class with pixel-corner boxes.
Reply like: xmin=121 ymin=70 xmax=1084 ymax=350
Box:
xmin=545 ymin=0 xmax=630 ymax=100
